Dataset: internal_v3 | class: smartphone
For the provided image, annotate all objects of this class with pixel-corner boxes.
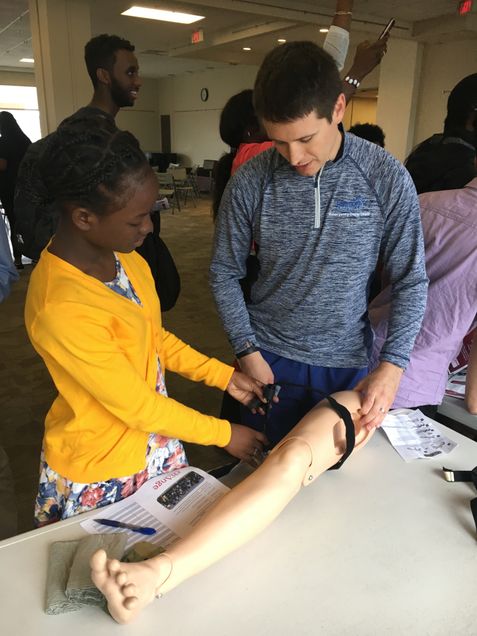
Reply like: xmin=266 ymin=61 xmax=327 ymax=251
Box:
xmin=379 ymin=18 xmax=395 ymax=39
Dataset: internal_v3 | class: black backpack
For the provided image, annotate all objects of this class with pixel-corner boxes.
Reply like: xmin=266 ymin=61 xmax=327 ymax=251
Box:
xmin=136 ymin=211 xmax=181 ymax=312
xmin=14 ymin=136 xmax=59 ymax=261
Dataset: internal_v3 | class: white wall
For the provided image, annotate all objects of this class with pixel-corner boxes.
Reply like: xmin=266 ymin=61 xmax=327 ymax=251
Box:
xmin=158 ymin=65 xmax=258 ymax=166
xmin=413 ymin=39 xmax=477 ymax=147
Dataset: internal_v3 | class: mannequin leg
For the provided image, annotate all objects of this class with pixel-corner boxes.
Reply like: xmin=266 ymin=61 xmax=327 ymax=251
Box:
xmin=91 ymin=390 xmax=372 ymax=624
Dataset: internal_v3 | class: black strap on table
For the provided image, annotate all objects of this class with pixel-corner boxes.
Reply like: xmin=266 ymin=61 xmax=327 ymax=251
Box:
xmin=442 ymin=466 xmax=477 ymax=486
xmin=442 ymin=466 xmax=477 ymax=534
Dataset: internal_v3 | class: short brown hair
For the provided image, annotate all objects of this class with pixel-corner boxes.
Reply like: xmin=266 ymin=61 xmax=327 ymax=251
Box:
xmin=254 ymin=41 xmax=342 ymax=123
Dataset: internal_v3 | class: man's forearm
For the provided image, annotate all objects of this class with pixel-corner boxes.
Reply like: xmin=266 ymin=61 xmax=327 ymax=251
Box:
xmin=209 ymin=266 xmax=257 ymax=354
xmin=331 ymin=0 xmax=353 ymax=30
xmin=465 ymin=335 xmax=477 ymax=414
xmin=379 ymin=275 xmax=428 ymax=370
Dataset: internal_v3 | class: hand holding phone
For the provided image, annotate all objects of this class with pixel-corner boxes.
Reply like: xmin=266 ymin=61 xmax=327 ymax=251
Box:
xmin=379 ymin=18 xmax=395 ymax=39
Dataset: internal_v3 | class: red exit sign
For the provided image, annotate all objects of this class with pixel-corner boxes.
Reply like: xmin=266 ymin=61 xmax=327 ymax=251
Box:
xmin=459 ymin=0 xmax=473 ymax=15
xmin=191 ymin=29 xmax=204 ymax=44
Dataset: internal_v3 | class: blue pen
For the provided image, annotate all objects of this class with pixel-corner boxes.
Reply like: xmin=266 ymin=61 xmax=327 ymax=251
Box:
xmin=94 ymin=518 xmax=156 ymax=536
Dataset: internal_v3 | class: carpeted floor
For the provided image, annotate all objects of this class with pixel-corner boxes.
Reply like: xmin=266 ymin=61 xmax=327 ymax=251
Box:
xmin=0 ymin=195 xmax=234 ymax=538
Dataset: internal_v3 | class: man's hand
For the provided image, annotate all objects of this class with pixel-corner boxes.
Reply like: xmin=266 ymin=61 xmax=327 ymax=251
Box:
xmin=354 ymin=361 xmax=403 ymax=429
xmin=237 ymin=350 xmax=274 ymax=385
xmin=224 ymin=424 xmax=269 ymax=463
xmin=226 ymin=369 xmax=267 ymax=408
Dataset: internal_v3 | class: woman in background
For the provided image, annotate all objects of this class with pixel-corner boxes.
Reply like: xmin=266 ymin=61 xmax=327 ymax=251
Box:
xmin=0 ymin=111 xmax=31 ymax=268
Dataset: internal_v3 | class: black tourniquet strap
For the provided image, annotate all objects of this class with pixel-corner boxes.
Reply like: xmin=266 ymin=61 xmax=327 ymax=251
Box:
xmin=442 ymin=466 xmax=477 ymax=534
xmin=249 ymin=383 xmax=357 ymax=470
xmin=326 ymin=395 xmax=356 ymax=471
xmin=471 ymin=499 xmax=477 ymax=533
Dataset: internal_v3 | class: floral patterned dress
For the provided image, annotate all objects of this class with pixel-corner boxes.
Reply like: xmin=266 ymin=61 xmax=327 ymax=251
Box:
xmin=34 ymin=256 xmax=188 ymax=527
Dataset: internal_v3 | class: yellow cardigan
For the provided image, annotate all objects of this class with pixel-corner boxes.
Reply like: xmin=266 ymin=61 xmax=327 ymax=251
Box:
xmin=25 ymin=249 xmax=234 ymax=483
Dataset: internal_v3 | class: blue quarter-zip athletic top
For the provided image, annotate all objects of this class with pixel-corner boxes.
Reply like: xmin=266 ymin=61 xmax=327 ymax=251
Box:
xmin=210 ymin=133 xmax=428 ymax=370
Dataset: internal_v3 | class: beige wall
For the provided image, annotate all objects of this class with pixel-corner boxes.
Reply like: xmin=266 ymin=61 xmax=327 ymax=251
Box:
xmin=158 ymin=65 xmax=258 ymax=166
xmin=413 ymin=38 xmax=477 ymax=147
xmin=116 ymin=77 xmax=160 ymax=151
xmin=376 ymin=37 xmax=423 ymax=162
xmin=6 ymin=26 xmax=477 ymax=164
xmin=343 ymin=96 xmax=377 ymax=130
xmin=0 ymin=69 xmax=161 ymax=150
xmin=0 ymin=71 xmax=36 ymax=86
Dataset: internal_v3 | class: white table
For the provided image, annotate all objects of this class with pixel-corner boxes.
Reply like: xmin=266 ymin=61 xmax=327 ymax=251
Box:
xmin=438 ymin=395 xmax=477 ymax=434
xmin=1 ymin=425 xmax=477 ymax=636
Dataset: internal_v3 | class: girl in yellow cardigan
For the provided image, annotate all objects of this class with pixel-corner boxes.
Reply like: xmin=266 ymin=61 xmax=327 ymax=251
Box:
xmin=25 ymin=115 xmax=267 ymax=526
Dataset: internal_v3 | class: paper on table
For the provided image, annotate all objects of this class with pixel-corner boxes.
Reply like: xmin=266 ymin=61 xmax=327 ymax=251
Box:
xmin=381 ymin=409 xmax=457 ymax=462
xmin=449 ymin=324 xmax=476 ymax=374
xmin=80 ymin=467 xmax=228 ymax=551
xmin=445 ymin=370 xmax=467 ymax=400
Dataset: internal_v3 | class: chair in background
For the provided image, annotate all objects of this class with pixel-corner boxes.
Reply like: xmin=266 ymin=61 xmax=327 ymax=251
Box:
xmin=187 ymin=169 xmax=201 ymax=200
xmin=156 ymin=172 xmax=181 ymax=214
xmin=168 ymin=167 xmax=194 ymax=205
xmin=196 ymin=160 xmax=216 ymax=193
xmin=168 ymin=168 xmax=197 ymax=207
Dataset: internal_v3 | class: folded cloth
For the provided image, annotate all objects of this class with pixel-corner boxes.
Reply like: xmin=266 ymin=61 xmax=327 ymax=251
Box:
xmin=66 ymin=534 xmax=127 ymax=605
xmin=45 ymin=534 xmax=127 ymax=615
xmin=45 ymin=541 xmax=81 ymax=615
xmin=123 ymin=541 xmax=165 ymax=563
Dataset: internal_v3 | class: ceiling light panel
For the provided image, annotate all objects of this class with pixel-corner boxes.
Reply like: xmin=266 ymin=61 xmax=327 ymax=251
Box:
xmin=122 ymin=6 xmax=204 ymax=24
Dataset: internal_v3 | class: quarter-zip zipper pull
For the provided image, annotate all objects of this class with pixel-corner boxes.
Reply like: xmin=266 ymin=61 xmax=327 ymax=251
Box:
xmin=314 ymin=167 xmax=323 ymax=229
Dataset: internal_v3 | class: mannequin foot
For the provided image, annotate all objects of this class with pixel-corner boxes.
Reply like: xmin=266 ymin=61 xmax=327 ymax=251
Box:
xmin=90 ymin=548 xmax=172 ymax=624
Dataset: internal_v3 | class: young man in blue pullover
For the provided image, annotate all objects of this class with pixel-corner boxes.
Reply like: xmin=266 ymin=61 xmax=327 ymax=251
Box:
xmin=210 ymin=41 xmax=428 ymax=445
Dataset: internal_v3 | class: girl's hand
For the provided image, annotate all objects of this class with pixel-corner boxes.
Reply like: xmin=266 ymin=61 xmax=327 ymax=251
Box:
xmin=226 ymin=369 xmax=267 ymax=407
xmin=224 ymin=424 xmax=268 ymax=463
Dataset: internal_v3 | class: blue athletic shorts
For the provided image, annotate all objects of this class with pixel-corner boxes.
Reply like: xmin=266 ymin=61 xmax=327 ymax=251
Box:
xmin=240 ymin=349 xmax=367 ymax=446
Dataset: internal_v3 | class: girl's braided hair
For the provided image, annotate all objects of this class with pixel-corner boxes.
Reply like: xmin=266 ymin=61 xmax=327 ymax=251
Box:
xmin=38 ymin=114 xmax=150 ymax=214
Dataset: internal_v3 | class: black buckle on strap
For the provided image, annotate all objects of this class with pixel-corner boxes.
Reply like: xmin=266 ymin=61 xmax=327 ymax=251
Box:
xmin=443 ymin=465 xmax=477 ymax=534
xmin=443 ymin=466 xmax=477 ymax=486
xmin=248 ymin=383 xmax=281 ymax=416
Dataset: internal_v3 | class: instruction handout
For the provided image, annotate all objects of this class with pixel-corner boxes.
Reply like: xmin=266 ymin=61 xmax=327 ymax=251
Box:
xmin=80 ymin=467 xmax=228 ymax=551
xmin=381 ymin=409 xmax=457 ymax=462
